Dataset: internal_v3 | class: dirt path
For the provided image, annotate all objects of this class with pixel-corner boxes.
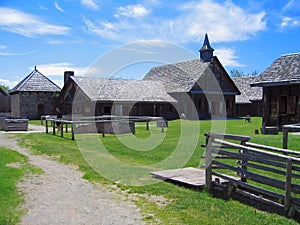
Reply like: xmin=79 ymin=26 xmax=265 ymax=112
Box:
xmin=0 ymin=131 xmax=145 ymax=225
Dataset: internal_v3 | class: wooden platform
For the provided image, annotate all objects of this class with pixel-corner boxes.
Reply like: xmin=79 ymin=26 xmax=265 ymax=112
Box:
xmin=150 ymin=167 xmax=207 ymax=188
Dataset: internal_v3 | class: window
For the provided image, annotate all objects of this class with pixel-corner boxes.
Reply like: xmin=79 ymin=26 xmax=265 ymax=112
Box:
xmin=104 ymin=106 xmax=111 ymax=114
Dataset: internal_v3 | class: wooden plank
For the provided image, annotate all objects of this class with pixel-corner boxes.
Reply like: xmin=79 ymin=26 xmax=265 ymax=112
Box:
xmin=205 ymin=136 xmax=213 ymax=191
xmin=235 ymin=189 xmax=284 ymax=208
xmin=214 ymin=149 xmax=287 ymax=169
xmin=205 ymin=132 xmax=251 ymax=142
xmin=212 ymin=160 xmax=286 ymax=191
xmin=214 ymin=139 xmax=300 ymax=163
xmin=285 ymin=159 xmax=292 ymax=211
xmin=150 ymin=168 xmax=206 ymax=188
xmin=212 ymin=172 xmax=285 ymax=201
xmin=237 ymin=161 xmax=300 ymax=179
xmin=245 ymin=142 xmax=300 ymax=157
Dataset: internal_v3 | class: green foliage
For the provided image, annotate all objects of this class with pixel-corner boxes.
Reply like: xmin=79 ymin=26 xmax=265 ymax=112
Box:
xmin=0 ymin=84 xmax=9 ymax=92
xmin=0 ymin=147 xmax=40 ymax=225
xmin=17 ymin=118 xmax=299 ymax=224
xmin=230 ymin=69 xmax=260 ymax=77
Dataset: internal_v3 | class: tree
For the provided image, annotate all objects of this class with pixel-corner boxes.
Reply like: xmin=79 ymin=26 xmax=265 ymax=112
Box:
xmin=230 ymin=69 xmax=260 ymax=77
xmin=0 ymin=84 xmax=9 ymax=93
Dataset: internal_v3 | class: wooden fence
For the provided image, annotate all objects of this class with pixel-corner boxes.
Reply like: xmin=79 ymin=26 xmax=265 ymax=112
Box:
xmin=44 ymin=116 xmax=167 ymax=140
xmin=282 ymin=123 xmax=300 ymax=149
xmin=204 ymin=132 xmax=300 ymax=216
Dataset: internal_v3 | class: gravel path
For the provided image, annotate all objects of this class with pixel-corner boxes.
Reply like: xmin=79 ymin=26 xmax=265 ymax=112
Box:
xmin=0 ymin=131 xmax=145 ymax=225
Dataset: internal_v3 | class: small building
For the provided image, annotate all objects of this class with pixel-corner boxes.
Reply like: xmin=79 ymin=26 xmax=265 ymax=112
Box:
xmin=233 ymin=76 xmax=263 ymax=117
xmin=144 ymin=34 xmax=240 ymax=119
xmin=251 ymin=52 xmax=300 ymax=129
xmin=0 ymin=86 xmax=11 ymax=114
xmin=60 ymin=76 xmax=177 ymax=118
xmin=10 ymin=67 xmax=61 ymax=119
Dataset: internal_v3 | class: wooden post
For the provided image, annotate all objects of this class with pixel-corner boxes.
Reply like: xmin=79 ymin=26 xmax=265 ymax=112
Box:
xmin=46 ymin=119 xmax=48 ymax=133
xmin=205 ymin=133 xmax=213 ymax=191
xmin=283 ymin=127 xmax=288 ymax=149
xmin=71 ymin=123 xmax=75 ymax=140
xmin=53 ymin=120 xmax=56 ymax=135
xmin=102 ymin=122 xmax=105 ymax=137
xmin=132 ymin=121 xmax=135 ymax=135
xmin=61 ymin=122 xmax=64 ymax=138
xmin=285 ymin=158 xmax=292 ymax=211
xmin=146 ymin=121 xmax=149 ymax=130
xmin=65 ymin=123 xmax=68 ymax=133
xmin=240 ymin=140 xmax=247 ymax=182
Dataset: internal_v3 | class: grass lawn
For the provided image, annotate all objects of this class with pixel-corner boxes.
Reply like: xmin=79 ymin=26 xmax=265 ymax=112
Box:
xmin=0 ymin=147 xmax=41 ymax=225
xmin=17 ymin=117 xmax=300 ymax=224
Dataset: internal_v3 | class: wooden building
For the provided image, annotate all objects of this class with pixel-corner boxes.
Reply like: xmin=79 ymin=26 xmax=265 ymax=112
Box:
xmin=10 ymin=67 xmax=61 ymax=119
xmin=233 ymin=76 xmax=263 ymax=117
xmin=60 ymin=76 xmax=177 ymax=118
xmin=0 ymin=87 xmax=11 ymax=114
xmin=144 ymin=34 xmax=240 ymax=119
xmin=60 ymin=34 xmax=240 ymax=120
xmin=252 ymin=52 xmax=300 ymax=129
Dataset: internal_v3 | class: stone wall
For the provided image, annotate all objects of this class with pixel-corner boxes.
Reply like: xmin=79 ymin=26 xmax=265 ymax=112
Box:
xmin=11 ymin=92 xmax=60 ymax=119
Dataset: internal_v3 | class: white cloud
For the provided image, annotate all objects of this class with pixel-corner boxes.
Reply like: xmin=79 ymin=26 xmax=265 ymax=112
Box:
xmin=0 ymin=78 xmax=18 ymax=89
xmin=116 ymin=4 xmax=150 ymax=18
xmin=215 ymin=48 xmax=245 ymax=68
xmin=0 ymin=45 xmax=34 ymax=56
xmin=54 ymin=2 xmax=65 ymax=13
xmin=0 ymin=7 xmax=70 ymax=37
xmin=80 ymin=0 xmax=100 ymax=10
xmin=35 ymin=62 xmax=101 ymax=77
xmin=280 ymin=16 xmax=300 ymax=27
xmin=84 ymin=0 xmax=266 ymax=43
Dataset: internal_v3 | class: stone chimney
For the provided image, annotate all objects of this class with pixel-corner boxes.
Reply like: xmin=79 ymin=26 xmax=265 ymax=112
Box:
xmin=64 ymin=71 xmax=74 ymax=84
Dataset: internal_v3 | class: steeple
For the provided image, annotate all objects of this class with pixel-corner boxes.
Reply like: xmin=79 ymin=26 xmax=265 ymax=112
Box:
xmin=199 ymin=33 xmax=214 ymax=62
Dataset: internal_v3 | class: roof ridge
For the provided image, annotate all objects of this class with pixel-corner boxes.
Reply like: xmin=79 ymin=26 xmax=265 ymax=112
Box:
xmin=281 ymin=52 xmax=300 ymax=57
xmin=12 ymin=70 xmax=35 ymax=92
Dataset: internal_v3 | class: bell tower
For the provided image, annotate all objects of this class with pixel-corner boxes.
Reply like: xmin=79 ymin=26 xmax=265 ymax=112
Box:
xmin=199 ymin=33 xmax=214 ymax=62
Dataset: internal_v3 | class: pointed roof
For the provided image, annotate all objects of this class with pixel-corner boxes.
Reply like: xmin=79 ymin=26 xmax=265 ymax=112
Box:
xmin=10 ymin=68 xmax=61 ymax=94
xmin=251 ymin=52 xmax=300 ymax=87
xmin=200 ymin=33 xmax=214 ymax=52
xmin=144 ymin=59 xmax=211 ymax=92
xmin=143 ymin=57 xmax=240 ymax=95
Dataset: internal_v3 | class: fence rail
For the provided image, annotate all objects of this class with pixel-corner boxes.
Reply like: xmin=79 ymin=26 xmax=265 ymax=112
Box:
xmin=204 ymin=132 xmax=300 ymax=216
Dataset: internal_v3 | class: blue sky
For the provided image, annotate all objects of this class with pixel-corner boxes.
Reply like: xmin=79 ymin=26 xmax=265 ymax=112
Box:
xmin=0 ymin=0 xmax=300 ymax=88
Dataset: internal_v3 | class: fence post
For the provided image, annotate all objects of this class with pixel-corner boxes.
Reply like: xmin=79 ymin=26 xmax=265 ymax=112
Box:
xmin=61 ymin=122 xmax=64 ymax=138
xmin=285 ymin=158 xmax=292 ymax=212
xmin=71 ymin=123 xmax=75 ymax=140
xmin=283 ymin=127 xmax=288 ymax=149
xmin=46 ymin=119 xmax=48 ymax=133
xmin=53 ymin=120 xmax=56 ymax=135
xmin=205 ymin=133 xmax=213 ymax=192
xmin=240 ymin=140 xmax=247 ymax=182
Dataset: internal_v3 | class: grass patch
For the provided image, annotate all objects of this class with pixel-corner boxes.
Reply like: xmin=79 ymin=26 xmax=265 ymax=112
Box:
xmin=0 ymin=147 xmax=41 ymax=225
xmin=16 ymin=117 xmax=300 ymax=224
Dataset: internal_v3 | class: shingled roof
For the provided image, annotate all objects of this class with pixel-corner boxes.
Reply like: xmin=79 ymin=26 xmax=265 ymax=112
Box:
xmin=71 ymin=76 xmax=176 ymax=103
xmin=233 ymin=76 xmax=263 ymax=104
xmin=251 ymin=52 xmax=300 ymax=87
xmin=10 ymin=68 xmax=61 ymax=94
xmin=143 ymin=58 xmax=211 ymax=92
